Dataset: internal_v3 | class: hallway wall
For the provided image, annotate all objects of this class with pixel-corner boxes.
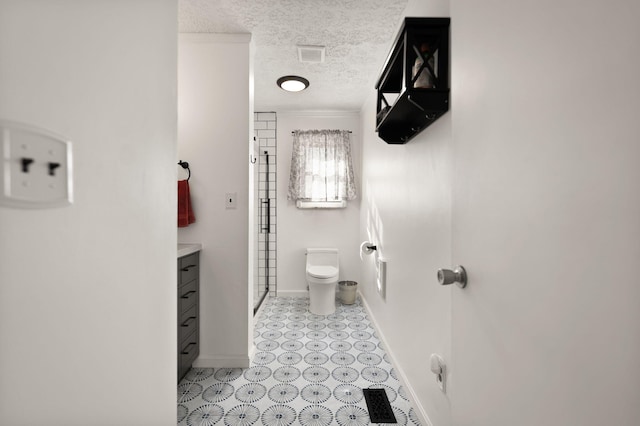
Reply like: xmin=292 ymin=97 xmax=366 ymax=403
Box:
xmin=0 ymin=1 xmax=177 ymax=424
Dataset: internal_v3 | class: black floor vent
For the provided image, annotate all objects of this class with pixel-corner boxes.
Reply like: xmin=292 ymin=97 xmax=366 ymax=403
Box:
xmin=363 ymin=388 xmax=397 ymax=423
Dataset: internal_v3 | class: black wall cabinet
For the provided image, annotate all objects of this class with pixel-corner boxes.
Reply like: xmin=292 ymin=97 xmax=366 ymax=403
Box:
xmin=375 ymin=17 xmax=450 ymax=144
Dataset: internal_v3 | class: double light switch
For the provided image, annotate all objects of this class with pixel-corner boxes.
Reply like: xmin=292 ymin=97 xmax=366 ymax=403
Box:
xmin=0 ymin=120 xmax=73 ymax=208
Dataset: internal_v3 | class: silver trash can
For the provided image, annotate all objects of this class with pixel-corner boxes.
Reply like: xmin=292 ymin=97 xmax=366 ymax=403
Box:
xmin=338 ymin=281 xmax=358 ymax=305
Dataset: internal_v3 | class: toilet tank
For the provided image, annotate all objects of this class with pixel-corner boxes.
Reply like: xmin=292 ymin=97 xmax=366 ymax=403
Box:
xmin=306 ymin=248 xmax=339 ymax=268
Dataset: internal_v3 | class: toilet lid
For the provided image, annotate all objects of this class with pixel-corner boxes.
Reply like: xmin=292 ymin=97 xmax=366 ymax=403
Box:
xmin=308 ymin=265 xmax=338 ymax=279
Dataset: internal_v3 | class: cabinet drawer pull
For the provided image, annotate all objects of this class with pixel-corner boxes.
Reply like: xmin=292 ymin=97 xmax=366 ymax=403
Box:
xmin=180 ymin=290 xmax=196 ymax=299
xmin=181 ymin=264 xmax=196 ymax=271
xmin=181 ymin=342 xmax=196 ymax=355
xmin=181 ymin=316 xmax=197 ymax=327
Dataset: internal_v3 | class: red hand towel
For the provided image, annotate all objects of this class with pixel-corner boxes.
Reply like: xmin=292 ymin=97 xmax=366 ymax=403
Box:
xmin=178 ymin=180 xmax=196 ymax=227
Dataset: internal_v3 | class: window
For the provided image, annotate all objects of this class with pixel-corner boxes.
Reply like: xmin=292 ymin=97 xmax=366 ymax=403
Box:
xmin=287 ymin=130 xmax=356 ymax=208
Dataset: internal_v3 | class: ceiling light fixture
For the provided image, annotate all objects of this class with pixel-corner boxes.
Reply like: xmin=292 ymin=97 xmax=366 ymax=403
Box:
xmin=277 ymin=75 xmax=309 ymax=92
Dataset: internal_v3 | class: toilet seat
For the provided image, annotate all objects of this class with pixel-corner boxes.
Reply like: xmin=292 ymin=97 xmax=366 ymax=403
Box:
xmin=307 ymin=265 xmax=338 ymax=279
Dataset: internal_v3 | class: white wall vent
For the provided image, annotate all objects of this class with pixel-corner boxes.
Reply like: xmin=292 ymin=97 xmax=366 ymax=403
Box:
xmin=297 ymin=45 xmax=325 ymax=63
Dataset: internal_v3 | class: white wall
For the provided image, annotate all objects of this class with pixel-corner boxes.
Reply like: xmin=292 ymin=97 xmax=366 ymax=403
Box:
xmin=358 ymin=1 xmax=452 ymax=425
xmin=178 ymin=34 xmax=253 ymax=367
xmin=277 ymin=112 xmax=362 ymax=293
xmin=449 ymin=0 xmax=640 ymax=425
xmin=0 ymin=1 xmax=177 ymax=425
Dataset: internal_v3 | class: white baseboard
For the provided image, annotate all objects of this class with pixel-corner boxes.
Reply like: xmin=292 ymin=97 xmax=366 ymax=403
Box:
xmin=359 ymin=292 xmax=433 ymax=426
xmin=193 ymin=355 xmax=250 ymax=369
xmin=275 ymin=289 xmax=308 ymax=298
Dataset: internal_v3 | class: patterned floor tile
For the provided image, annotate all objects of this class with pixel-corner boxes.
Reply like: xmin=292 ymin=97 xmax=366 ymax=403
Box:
xmin=177 ymin=296 xmax=421 ymax=425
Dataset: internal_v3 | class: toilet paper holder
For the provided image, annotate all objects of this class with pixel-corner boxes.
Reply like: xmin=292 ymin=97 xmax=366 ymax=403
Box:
xmin=360 ymin=241 xmax=377 ymax=256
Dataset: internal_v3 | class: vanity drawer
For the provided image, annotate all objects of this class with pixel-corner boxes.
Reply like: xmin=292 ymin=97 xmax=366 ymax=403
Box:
xmin=178 ymin=278 xmax=198 ymax=312
xmin=179 ymin=253 xmax=199 ymax=285
xmin=178 ymin=330 xmax=199 ymax=381
xmin=177 ymin=249 xmax=200 ymax=382
xmin=178 ymin=304 xmax=198 ymax=344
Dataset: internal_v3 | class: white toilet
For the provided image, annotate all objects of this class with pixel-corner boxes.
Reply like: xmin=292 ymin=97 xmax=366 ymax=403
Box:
xmin=306 ymin=248 xmax=339 ymax=315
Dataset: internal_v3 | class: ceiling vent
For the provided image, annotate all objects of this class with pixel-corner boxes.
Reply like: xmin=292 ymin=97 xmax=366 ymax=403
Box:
xmin=297 ymin=45 xmax=325 ymax=63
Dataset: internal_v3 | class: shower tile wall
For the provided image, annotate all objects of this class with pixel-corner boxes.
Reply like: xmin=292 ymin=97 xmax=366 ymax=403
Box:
xmin=255 ymin=112 xmax=277 ymax=300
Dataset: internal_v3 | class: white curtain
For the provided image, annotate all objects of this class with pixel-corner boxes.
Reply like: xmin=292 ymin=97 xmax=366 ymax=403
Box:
xmin=287 ymin=130 xmax=357 ymax=202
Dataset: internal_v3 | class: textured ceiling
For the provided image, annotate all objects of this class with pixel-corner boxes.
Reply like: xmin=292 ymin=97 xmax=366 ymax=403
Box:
xmin=179 ymin=0 xmax=409 ymax=111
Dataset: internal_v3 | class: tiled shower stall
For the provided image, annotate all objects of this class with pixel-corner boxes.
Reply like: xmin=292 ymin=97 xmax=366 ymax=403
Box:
xmin=254 ymin=112 xmax=277 ymax=312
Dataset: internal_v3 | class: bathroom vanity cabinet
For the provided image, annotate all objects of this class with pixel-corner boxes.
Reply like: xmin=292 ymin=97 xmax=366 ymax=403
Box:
xmin=178 ymin=250 xmax=200 ymax=382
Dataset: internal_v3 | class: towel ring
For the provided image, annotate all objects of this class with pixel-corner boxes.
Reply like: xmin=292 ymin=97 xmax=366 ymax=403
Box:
xmin=178 ymin=160 xmax=191 ymax=181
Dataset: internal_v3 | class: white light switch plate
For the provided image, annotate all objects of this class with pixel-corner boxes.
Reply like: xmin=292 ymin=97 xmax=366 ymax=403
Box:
xmin=0 ymin=120 xmax=73 ymax=208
